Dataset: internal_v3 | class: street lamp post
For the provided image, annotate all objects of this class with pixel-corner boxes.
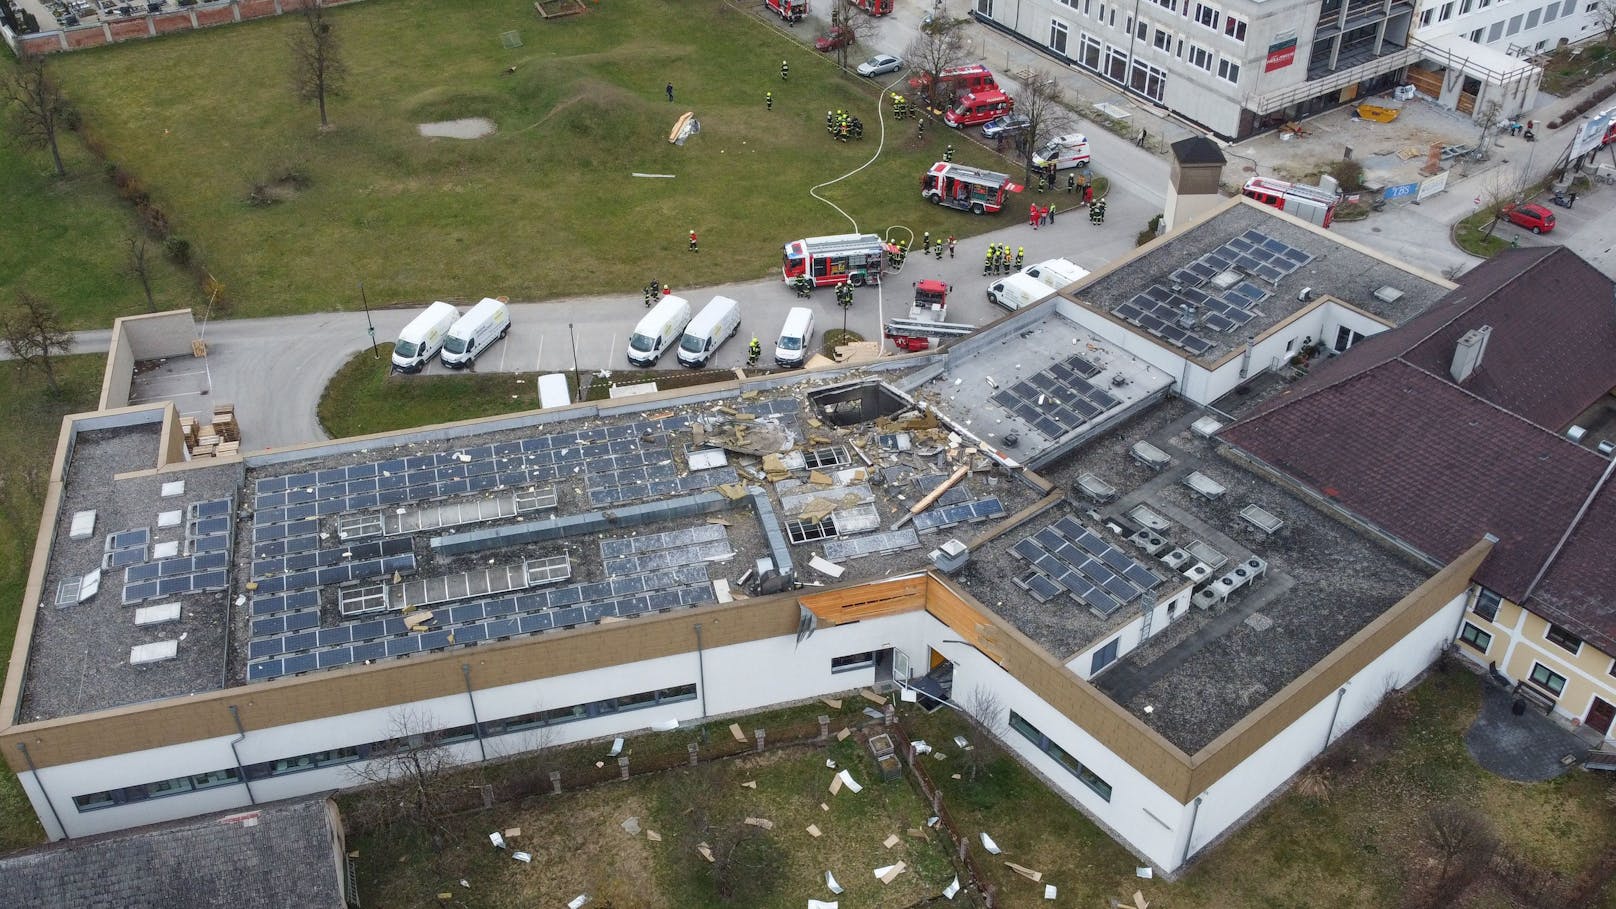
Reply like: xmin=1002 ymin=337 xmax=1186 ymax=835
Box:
xmin=359 ymin=282 xmax=379 ymax=360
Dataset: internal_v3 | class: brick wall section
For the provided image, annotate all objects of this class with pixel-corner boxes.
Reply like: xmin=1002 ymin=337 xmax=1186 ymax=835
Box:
xmin=7 ymin=0 xmax=371 ymax=55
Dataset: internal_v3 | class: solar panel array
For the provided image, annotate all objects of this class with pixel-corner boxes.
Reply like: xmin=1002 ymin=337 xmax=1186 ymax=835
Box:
xmin=103 ymin=528 xmax=149 ymax=569
xmin=989 ymin=354 xmax=1119 ymax=441
xmin=912 ymin=497 xmax=1006 ymax=532
xmin=1010 ymin=515 xmax=1161 ymax=618
xmin=823 ymin=528 xmax=921 ymax=562
xmin=249 ymin=537 xmax=416 ymax=594
xmin=120 ymin=498 xmax=236 ymax=605
xmin=601 ymin=524 xmax=733 ymax=576
xmin=1113 ymin=228 xmax=1315 ymax=357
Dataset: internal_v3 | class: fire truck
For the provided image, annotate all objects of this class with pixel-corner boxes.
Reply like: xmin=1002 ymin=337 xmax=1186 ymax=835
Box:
xmin=764 ymin=0 xmax=805 ymax=22
xmin=884 ymin=280 xmax=975 ymax=351
xmin=1241 ymin=176 xmax=1341 ymax=228
xmin=921 ymin=162 xmax=1023 ymax=215
xmin=943 ymin=89 xmax=1015 ymax=128
xmin=853 ymin=0 xmax=892 ymax=13
xmin=782 ymin=234 xmax=887 ymax=287
xmin=908 ymin=64 xmax=997 ymax=103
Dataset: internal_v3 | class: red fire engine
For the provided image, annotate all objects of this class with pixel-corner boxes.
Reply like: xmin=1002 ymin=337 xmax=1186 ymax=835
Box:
xmin=921 ymin=162 xmax=1023 ymax=215
xmin=1241 ymin=176 xmax=1341 ymax=228
xmin=764 ymin=0 xmax=806 ymax=22
xmin=853 ymin=0 xmax=892 ymax=13
xmin=884 ymin=280 xmax=974 ymax=351
xmin=943 ymin=89 xmax=1014 ymax=128
xmin=782 ymin=234 xmax=888 ymax=287
xmin=908 ymin=64 xmax=997 ymax=102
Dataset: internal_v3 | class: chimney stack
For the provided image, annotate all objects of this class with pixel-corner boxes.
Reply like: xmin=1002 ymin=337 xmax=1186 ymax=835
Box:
xmin=1450 ymin=325 xmax=1492 ymax=384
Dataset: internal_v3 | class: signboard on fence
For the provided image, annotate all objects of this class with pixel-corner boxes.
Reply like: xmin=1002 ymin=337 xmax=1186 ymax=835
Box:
xmin=1417 ymin=171 xmax=1449 ymax=202
xmin=1265 ymin=35 xmax=1297 ymax=72
xmin=1382 ymin=182 xmax=1419 ymax=202
xmin=1570 ymin=107 xmax=1616 ymax=159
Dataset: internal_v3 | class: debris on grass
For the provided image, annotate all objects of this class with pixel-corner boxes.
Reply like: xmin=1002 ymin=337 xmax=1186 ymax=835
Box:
xmin=836 ymin=769 xmax=863 ymax=793
xmin=488 ymin=831 xmax=506 ymax=849
xmin=621 ymin=816 xmax=641 ymax=836
xmin=861 ymin=689 xmax=888 ymax=705
xmin=1132 ymin=890 xmax=1151 ymax=909
xmin=863 ymin=707 xmax=885 ymax=720
xmin=744 ymin=817 xmax=775 ymax=830
xmin=981 ymin=832 xmax=1001 ymax=854
xmin=943 ymin=876 xmax=961 ymax=899
xmin=512 ymin=851 xmax=532 ymax=863
xmin=647 ymin=830 xmax=662 ymax=842
xmin=730 ymin=723 xmax=747 ymax=742
xmin=567 ymin=895 xmax=589 ymax=909
xmin=951 ymin=773 xmax=962 ymax=780
xmin=808 ymin=900 xmax=839 ymax=909
xmin=1044 ymin=883 xmax=1058 ymax=900
xmin=503 ymin=827 xmax=521 ymax=839
xmin=825 ymin=759 xmax=837 ymax=768
xmin=1136 ymin=866 xmax=1154 ymax=878
xmin=912 ymin=740 xmax=933 ymax=754
xmin=742 ymin=780 xmax=758 ymax=788
xmin=1005 ymin=861 xmax=1042 ymax=882
xmin=820 ymin=802 xmax=830 ymax=812
xmin=826 ymin=870 xmax=844 ymax=893
xmin=822 ymin=697 xmax=843 ymax=709
xmin=836 ymin=728 xmax=851 ymax=741
xmin=883 ymin=833 xmax=901 ymax=849
xmin=697 ymin=842 xmax=714 ymax=862
xmin=807 ymin=824 xmax=822 ymax=837
xmin=953 ymin=735 xmax=972 ymax=750
xmin=874 ymin=860 xmax=907 ymax=884
xmin=607 ymin=737 xmax=624 ymax=757
xmin=830 ymin=774 xmax=843 ymax=795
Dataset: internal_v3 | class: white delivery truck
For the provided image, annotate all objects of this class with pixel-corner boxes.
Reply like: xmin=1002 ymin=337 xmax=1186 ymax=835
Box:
xmin=774 ymin=306 xmax=816 ymax=368
xmin=677 ymin=296 xmax=742 ymax=367
xmin=628 ymin=294 xmax=693 ymax=367
xmin=440 ymin=297 xmax=510 ymax=369
xmin=391 ymin=301 xmax=458 ymax=372
xmin=537 ymin=373 xmax=572 ymax=409
xmin=1022 ymin=257 xmax=1090 ymax=292
xmin=1031 ymin=133 xmax=1092 ymax=171
xmin=986 ymin=272 xmax=1053 ymax=312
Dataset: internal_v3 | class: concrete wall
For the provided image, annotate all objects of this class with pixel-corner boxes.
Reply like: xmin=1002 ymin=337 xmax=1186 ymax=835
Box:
xmin=98 ymin=310 xmax=198 ymax=410
xmin=1067 ymin=584 xmax=1195 ymax=677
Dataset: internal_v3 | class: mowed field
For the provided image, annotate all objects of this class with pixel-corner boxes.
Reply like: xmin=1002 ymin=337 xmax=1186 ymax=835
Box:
xmin=50 ymin=0 xmax=1011 ymax=318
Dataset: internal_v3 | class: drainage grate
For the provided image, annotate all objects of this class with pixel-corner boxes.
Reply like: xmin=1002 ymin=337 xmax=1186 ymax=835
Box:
xmin=801 ymin=445 xmax=851 ymax=470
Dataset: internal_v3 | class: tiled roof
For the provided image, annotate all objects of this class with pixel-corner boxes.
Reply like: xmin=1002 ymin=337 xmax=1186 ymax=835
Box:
xmin=0 ymin=797 xmax=345 ymax=909
xmin=1525 ymin=466 xmax=1616 ymax=653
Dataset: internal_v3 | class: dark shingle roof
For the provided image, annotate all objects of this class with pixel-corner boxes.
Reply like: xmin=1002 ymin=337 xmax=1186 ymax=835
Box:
xmin=1220 ymin=246 xmax=1616 ymax=649
xmin=0 ymin=797 xmax=345 ymax=909
xmin=1171 ymin=136 xmax=1226 ymax=165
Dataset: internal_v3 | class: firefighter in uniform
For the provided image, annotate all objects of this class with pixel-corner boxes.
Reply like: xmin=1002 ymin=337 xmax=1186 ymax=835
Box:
xmin=780 ymin=60 xmax=789 ymax=81
xmin=944 ymin=144 xmax=955 ymax=162
xmin=917 ymin=116 xmax=925 ymax=138
xmin=933 ymin=239 xmax=943 ymax=261
xmin=983 ymin=245 xmax=993 ymax=276
xmin=835 ymin=282 xmax=853 ymax=309
xmin=947 ymin=235 xmax=956 ymax=258
xmin=826 ymin=110 xmax=835 ymax=132
xmin=688 ymin=230 xmax=698 ymax=252
xmin=852 ymin=117 xmax=863 ymax=140
xmin=1066 ymin=172 xmax=1076 ymax=193
xmin=1015 ymin=247 xmax=1025 ymax=270
xmin=766 ymin=92 xmax=773 ymax=110
xmin=921 ymin=231 xmax=931 ymax=253
xmin=748 ymin=336 xmax=761 ymax=366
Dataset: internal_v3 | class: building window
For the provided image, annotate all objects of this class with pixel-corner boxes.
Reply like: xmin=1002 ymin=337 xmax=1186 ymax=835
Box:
xmin=1472 ymin=587 xmax=1501 ymax=622
xmin=832 ymin=650 xmax=877 ymax=672
xmin=1544 ymin=0 xmax=1559 ymax=19
xmin=1153 ymin=27 xmax=1174 ymax=50
xmin=1080 ymin=33 xmax=1103 ymax=69
xmin=977 ymin=0 xmax=994 ymax=16
xmin=1506 ymin=13 xmax=1522 ymax=34
xmin=1194 ymin=2 xmax=1220 ymax=28
xmin=1217 ymin=57 xmax=1241 ymax=82
xmin=1187 ymin=42 xmax=1214 ymax=70
xmin=1130 ymin=59 xmax=1168 ymax=100
xmin=1459 ymin=622 xmax=1493 ymax=653
xmin=1487 ymin=20 xmax=1503 ymax=40
xmin=1460 ymin=0 xmax=1473 ymax=12
xmin=1420 ymin=8 xmax=1433 ymax=25
xmin=1061 ymin=0 xmax=1079 ymax=8
xmin=1469 ymin=27 xmax=1485 ymax=40
xmin=1529 ymin=663 xmax=1567 ymax=696
xmin=1008 ymin=711 xmax=1113 ymax=801
xmin=1105 ymin=43 xmax=1129 ymax=80
xmin=1152 ymin=0 xmax=1177 ymax=10
xmin=1525 ymin=7 xmax=1540 ymax=26
xmin=1545 ymin=623 xmax=1583 ymax=655
xmin=1051 ymin=19 xmax=1071 ymax=54
xmin=1091 ymin=638 xmax=1121 ymax=674
xmin=1439 ymin=1 xmax=1455 ymax=19
xmin=1223 ymin=13 xmax=1247 ymax=40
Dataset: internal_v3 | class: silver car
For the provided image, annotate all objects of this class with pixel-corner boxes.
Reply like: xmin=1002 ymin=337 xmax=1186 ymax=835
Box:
xmin=856 ymin=54 xmax=903 ymax=77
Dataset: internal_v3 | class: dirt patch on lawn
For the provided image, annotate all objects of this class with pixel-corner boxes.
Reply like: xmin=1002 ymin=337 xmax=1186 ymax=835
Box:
xmin=492 ymin=788 xmax=660 ymax=908
xmin=417 ymin=117 xmax=498 ymax=139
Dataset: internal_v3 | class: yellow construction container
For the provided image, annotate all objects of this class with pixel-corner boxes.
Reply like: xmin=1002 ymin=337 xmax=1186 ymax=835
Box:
xmin=1356 ymin=102 xmax=1401 ymax=123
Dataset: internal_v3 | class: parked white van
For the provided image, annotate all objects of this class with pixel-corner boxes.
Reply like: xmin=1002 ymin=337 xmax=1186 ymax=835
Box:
xmin=1022 ymin=257 xmax=1090 ymax=292
xmin=537 ymin=373 xmax=572 ymax=409
xmin=628 ymin=294 xmax=693 ymax=367
xmin=774 ymin=306 xmax=815 ymax=368
xmin=440 ymin=297 xmax=510 ymax=369
xmin=987 ymin=272 xmax=1053 ymax=312
xmin=1031 ymin=133 xmax=1092 ymax=171
xmin=391 ymin=301 xmax=458 ymax=373
xmin=677 ymin=296 xmax=742 ymax=368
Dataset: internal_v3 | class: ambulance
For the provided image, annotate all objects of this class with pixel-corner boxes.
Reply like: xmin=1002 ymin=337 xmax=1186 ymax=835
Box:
xmin=781 ymin=234 xmax=888 ymax=287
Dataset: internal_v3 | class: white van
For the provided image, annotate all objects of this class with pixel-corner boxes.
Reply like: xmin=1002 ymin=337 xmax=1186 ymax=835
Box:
xmin=987 ymin=272 xmax=1053 ymax=312
xmin=677 ymin=296 xmax=742 ymax=368
xmin=1031 ymin=133 xmax=1092 ymax=171
xmin=774 ymin=306 xmax=815 ymax=368
xmin=627 ymin=294 xmax=693 ymax=367
xmin=1022 ymin=257 xmax=1090 ymax=292
xmin=440 ymin=297 xmax=510 ymax=369
xmin=537 ymin=373 xmax=572 ymax=409
xmin=391 ymin=301 xmax=458 ymax=372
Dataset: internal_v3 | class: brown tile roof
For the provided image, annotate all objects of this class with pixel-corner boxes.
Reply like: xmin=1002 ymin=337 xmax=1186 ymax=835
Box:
xmin=1523 ymin=465 xmax=1616 ymax=653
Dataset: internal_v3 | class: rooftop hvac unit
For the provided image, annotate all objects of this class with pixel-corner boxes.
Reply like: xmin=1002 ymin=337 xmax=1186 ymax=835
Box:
xmin=1599 ymin=440 xmax=1616 ymax=456
xmin=1567 ymin=425 xmax=1588 ymax=442
xmin=1160 ymin=547 xmax=1193 ymax=570
xmin=1183 ymin=562 xmax=1214 ymax=585
xmin=1130 ymin=529 xmax=1168 ymax=555
xmin=929 ymin=539 xmax=970 ymax=574
xmin=1372 ymin=285 xmax=1405 ymax=305
xmin=1193 ymin=585 xmax=1226 ymax=609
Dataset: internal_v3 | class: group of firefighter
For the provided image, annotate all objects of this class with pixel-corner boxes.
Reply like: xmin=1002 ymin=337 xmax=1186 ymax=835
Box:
xmin=982 ymin=243 xmax=1024 ymax=276
xmin=826 ymin=109 xmax=865 ymax=141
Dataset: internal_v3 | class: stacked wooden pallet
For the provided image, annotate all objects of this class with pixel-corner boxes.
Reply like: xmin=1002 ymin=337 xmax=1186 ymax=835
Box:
xmin=180 ymin=404 xmax=241 ymax=459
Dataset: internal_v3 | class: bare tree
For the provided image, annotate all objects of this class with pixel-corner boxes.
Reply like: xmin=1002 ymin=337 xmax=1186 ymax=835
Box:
xmin=1422 ymin=802 xmax=1497 ymax=899
xmin=345 ymin=709 xmax=459 ymax=837
xmin=125 ymin=235 xmax=157 ymax=312
xmin=2 ymin=291 xmax=74 ymax=394
xmin=829 ymin=0 xmax=881 ymax=72
xmin=4 ymin=51 xmax=69 ymax=178
xmin=904 ymin=14 xmax=970 ymax=109
xmin=961 ymin=685 xmax=1005 ymax=781
xmin=1592 ymin=0 xmax=1616 ymax=41
xmin=1013 ymin=68 xmax=1074 ymax=184
xmin=290 ymin=0 xmax=346 ymax=129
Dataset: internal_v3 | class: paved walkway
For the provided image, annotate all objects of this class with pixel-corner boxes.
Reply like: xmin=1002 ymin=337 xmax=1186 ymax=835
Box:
xmin=1463 ymin=680 xmax=1585 ymax=782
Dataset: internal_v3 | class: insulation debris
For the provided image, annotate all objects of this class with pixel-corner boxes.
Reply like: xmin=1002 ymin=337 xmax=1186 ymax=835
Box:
xmin=744 ymin=817 xmax=775 ymax=830
xmin=1005 ymin=861 xmax=1042 ymax=882
xmin=825 ymin=870 xmax=843 ymax=894
xmin=981 ymin=832 xmax=1001 ymax=854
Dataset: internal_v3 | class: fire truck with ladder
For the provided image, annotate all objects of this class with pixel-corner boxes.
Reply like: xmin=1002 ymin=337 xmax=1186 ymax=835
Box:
xmin=782 ymin=234 xmax=889 ymax=288
xmin=764 ymin=0 xmax=806 ymax=22
xmin=884 ymin=280 xmax=975 ymax=352
xmin=1240 ymin=176 xmax=1341 ymax=227
xmin=853 ymin=0 xmax=891 ymax=13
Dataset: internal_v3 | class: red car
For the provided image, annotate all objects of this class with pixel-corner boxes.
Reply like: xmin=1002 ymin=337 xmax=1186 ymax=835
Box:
xmin=1500 ymin=202 xmax=1555 ymax=234
xmin=815 ymin=26 xmax=855 ymax=51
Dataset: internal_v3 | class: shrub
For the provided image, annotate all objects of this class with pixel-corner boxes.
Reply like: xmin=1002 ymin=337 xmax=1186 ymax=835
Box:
xmin=1327 ymin=159 xmax=1365 ymax=192
xmin=164 ymin=236 xmax=192 ymax=266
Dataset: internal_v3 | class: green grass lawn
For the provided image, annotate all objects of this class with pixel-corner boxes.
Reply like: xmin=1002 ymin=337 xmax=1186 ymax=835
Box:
xmin=0 ymin=62 xmax=197 ymax=328
xmin=906 ymin=668 xmax=1616 ymax=908
xmin=50 ymin=0 xmax=1014 ymax=322
xmin=0 ymin=354 xmax=107 ymax=852
xmin=1454 ymin=209 xmax=1515 ymax=259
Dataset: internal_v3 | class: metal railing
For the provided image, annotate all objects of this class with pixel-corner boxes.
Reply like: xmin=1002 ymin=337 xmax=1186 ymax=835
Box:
xmin=1249 ymin=35 xmax=1540 ymax=116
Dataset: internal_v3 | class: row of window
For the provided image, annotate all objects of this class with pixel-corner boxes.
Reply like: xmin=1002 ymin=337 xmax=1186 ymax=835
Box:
xmin=1459 ymin=621 xmax=1569 ymax=698
xmin=1426 ymin=0 xmax=1573 ymax=40
xmin=71 ymin=683 xmax=699 ymax=812
xmin=832 ymin=650 xmax=879 ymax=673
xmin=1050 ymin=19 xmax=1240 ymax=88
xmin=1007 ymin=711 xmax=1114 ymax=801
xmin=1048 ymin=0 xmax=1246 ymax=43
xmin=1472 ymin=587 xmax=1590 ymax=658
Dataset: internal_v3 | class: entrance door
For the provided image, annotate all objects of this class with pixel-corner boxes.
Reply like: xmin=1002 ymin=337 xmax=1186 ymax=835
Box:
xmin=892 ymin=649 xmax=912 ymax=686
xmin=1587 ymin=697 xmax=1616 ymax=736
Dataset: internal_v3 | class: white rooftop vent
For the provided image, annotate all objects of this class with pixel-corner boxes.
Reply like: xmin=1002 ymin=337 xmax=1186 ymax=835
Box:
xmin=134 ymin=602 xmax=182 ymax=626
xmin=1567 ymin=425 xmax=1588 ymax=442
xmin=157 ymin=510 xmax=183 ymax=528
xmin=70 ymin=510 xmax=97 ymax=540
xmin=1210 ymin=269 xmax=1243 ymax=290
xmin=1450 ymin=325 xmax=1492 ymax=384
xmin=160 ymin=480 xmax=186 ymax=498
xmin=152 ymin=540 xmax=180 ymax=559
xmin=130 ymin=640 xmax=179 ymax=666
xmin=1190 ymin=416 xmax=1224 ymax=438
xmin=1372 ymin=285 xmax=1405 ymax=305
xmin=1599 ymin=440 xmax=1616 ymax=456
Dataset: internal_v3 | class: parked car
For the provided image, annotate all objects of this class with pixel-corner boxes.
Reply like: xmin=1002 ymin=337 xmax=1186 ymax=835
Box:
xmin=1499 ymin=202 xmax=1555 ymax=234
xmin=815 ymin=26 xmax=855 ymax=51
xmin=980 ymin=113 xmax=1031 ymax=139
xmin=856 ymin=54 xmax=904 ymax=77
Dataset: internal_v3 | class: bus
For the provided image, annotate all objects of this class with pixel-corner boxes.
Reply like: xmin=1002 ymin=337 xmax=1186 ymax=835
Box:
xmin=1240 ymin=176 xmax=1341 ymax=228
